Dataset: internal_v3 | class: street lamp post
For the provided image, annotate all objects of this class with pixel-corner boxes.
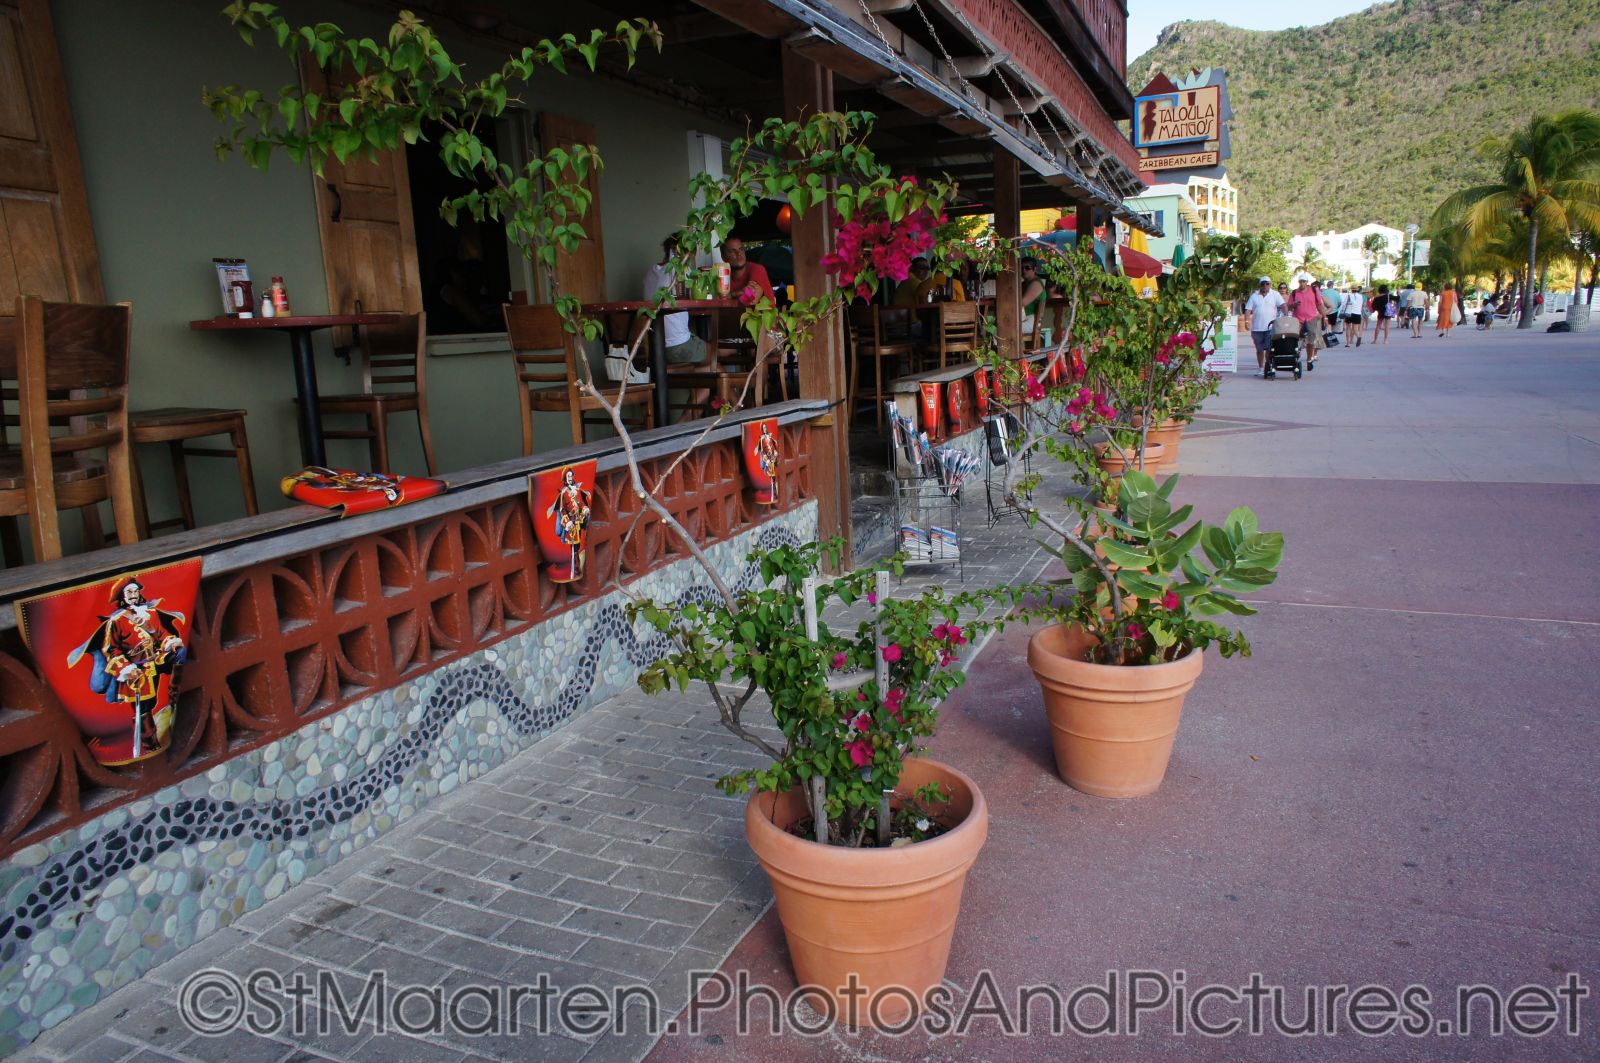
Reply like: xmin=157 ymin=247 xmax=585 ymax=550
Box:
xmin=1405 ymin=223 xmax=1419 ymax=283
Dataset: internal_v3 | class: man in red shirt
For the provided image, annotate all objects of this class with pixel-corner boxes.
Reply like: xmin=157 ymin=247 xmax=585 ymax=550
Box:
xmin=722 ymin=238 xmax=776 ymax=305
xmin=1288 ymin=274 xmax=1325 ymax=366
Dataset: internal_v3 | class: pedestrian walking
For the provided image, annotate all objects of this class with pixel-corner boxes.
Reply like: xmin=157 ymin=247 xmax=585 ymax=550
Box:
xmin=1290 ymin=273 xmax=1324 ymax=367
xmin=1436 ymin=283 xmax=1460 ymax=337
xmin=1341 ymin=285 xmax=1367 ymax=346
xmin=1245 ymin=276 xmax=1286 ymax=376
xmin=1403 ymin=283 xmax=1427 ymax=338
xmin=1370 ymin=284 xmax=1394 ymax=344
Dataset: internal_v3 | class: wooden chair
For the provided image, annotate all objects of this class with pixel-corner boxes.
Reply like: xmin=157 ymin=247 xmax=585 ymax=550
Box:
xmin=678 ymin=329 xmax=783 ymax=418
xmin=923 ymin=301 xmax=981 ymax=370
xmin=128 ymin=408 xmax=259 ymax=535
xmin=312 ymin=312 xmax=437 ymax=475
xmin=846 ymin=305 xmax=915 ymax=428
xmin=0 ymin=297 xmax=139 ymax=562
xmin=503 ymin=303 xmax=654 ymax=452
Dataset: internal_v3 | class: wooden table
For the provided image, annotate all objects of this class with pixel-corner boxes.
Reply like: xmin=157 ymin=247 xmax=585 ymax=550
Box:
xmin=580 ymin=299 xmax=740 ymax=426
xmin=189 ymin=313 xmax=402 ymax=468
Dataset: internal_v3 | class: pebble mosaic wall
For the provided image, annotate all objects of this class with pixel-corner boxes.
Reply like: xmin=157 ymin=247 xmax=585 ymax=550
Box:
xmin=0 ymin=506 xmax=815 ymax=1053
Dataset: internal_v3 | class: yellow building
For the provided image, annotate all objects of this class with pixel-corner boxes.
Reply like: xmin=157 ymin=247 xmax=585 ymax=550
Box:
xmin=1020 ymin=207 xmax=1065 ymax=234
xmin=1186 ymin=173 xmax=1239 ymax=235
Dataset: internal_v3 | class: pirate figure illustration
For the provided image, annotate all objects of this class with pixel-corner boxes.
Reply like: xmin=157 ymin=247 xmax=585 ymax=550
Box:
xmin=546 ymin=467 xmax=593 ymax=579
xmin=283 ymin=466 xmax=402 ymax=504
xmin=756 ymin=422 xmax=780 ymax=482
xmin=68 ymin=576 xmax=188 ymax=764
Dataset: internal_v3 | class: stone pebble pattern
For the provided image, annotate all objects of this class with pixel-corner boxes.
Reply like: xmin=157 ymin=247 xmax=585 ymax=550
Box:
xmin=0 ymin=513 xmax=811 ymax=1054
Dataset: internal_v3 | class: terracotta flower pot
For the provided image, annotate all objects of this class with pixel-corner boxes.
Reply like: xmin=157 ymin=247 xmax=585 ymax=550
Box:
xmin=1026 ymin=624 xmax=1203 ymax=798
xmin=1130 ymin=416 xmax=1185 ymax=464
xmin=1150 ymin=418 xmax=1184 ymax=463
xmin=1094 ymin=441 xmax=1164 ymax=477
xmin=745 ymin=757 xmax=988 ymax=1029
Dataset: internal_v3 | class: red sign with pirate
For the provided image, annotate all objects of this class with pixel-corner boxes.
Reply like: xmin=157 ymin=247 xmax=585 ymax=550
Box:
xmin=16 ymin=558 xmax=203 ymax=766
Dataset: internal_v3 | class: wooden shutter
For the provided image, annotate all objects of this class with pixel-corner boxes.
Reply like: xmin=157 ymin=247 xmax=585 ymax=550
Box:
xmin=301 ymin=61 xmax=422 ymax=321
xmin=537 ymin=112 xmax=606 ymax=305
xmin=0 ymin=0 xmax=102 ymax=360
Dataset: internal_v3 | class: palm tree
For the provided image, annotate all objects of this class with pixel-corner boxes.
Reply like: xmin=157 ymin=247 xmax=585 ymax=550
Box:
xmin=1359 ymin=233 xmax=1390 ymax=285
xmin=1295 ymin=245 xmax=1323 ymax=276
xmin=1431 ymin=110 xmax=1600 ymax=329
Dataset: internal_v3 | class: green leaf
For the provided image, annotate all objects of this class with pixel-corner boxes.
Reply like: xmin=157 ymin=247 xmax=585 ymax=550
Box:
xmin=1201 ymin=526 xmax=1234 ymax=568
xmin=1097 ymin=540 xmax=1154 ymax=569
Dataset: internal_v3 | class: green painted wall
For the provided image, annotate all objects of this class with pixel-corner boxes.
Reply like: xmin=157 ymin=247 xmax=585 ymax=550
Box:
xmin=50 ymin=0 xmax=729 ymax=536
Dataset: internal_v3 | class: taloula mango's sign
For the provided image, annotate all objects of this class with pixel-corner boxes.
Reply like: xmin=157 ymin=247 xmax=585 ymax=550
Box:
xmin=1133 ymin=85 xmax=1221 ymax=148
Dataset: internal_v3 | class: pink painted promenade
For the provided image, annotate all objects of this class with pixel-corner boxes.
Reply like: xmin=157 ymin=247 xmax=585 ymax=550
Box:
xmin=650 ymin=324 xmax=1600 ymax=1061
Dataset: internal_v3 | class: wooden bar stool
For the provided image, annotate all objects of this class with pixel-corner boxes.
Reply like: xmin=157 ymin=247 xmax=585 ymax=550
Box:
xmin=129 ymin=407 xmax=258 ymax=535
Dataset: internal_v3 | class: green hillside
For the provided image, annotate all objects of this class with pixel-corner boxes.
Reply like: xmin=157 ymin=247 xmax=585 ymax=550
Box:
xmin=1127 ymin=0 xmax=1600 ymax=233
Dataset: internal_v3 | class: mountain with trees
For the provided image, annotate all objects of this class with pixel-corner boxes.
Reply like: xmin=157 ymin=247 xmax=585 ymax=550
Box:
xmin=1127 ymin=0 xmax=1600 ymax=234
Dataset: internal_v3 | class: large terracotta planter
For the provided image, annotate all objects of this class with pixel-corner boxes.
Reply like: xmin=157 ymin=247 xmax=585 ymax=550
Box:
xmin=745 ymin=757 xmax=988 ymax=1029
xmin=1095 ymin=441 xmax=1165 ymax=477
xmin=1149 ymin=418 xmax=1185 ymax=463
xmin=1026 ymin=624 xmax=1203 ymax=798
xmin=1131 ymin=416 xmax=1185 ymax=463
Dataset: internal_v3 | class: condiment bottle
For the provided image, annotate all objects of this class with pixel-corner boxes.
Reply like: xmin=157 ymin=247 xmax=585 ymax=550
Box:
xmin=270 ymin=276 xmax=291 ymax=316
xmin=260 ymin=293 xmax=276 ymax=319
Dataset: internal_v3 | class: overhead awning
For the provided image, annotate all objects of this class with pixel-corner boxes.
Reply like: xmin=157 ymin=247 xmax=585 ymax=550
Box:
xmin=1118 ymin=244 xmax=1164 ymax=279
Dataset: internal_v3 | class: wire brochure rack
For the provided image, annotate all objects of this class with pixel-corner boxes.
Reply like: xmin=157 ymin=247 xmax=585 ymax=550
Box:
xmin=885 ymin=403 xmax=977 ymax=578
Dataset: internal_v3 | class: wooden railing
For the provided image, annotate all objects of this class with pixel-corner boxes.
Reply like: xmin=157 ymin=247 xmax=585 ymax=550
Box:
xmin=0 ymin=404 xmax=820 ymax=859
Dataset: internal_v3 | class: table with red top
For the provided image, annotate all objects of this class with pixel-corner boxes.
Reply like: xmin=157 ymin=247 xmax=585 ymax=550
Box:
xmin=189 ymin=313 xmax=402 ymax=468
xmin=580 ymin=298 xmax=741 ymax=426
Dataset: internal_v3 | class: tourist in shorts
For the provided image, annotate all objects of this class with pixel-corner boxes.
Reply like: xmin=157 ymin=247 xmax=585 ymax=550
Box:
xmin=1289 ymin=274 xmax=1324 ymax=365
xmin=1341 ymin=285 xmax=1367 ymax=346
xmin=1245 ymin=276 xmax=1286 ymax=376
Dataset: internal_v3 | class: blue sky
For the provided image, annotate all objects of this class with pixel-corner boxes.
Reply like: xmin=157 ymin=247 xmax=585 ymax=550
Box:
xmin=1127 ymin=0 xmax=1382 ymax=61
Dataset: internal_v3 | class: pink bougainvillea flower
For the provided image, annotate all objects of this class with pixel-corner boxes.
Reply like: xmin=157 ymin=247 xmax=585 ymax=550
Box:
xmin=831 ymin=652 xmax=848 ymax=670
xmin=1162 ymin=589 xmax=1181 ymax=611
xmin=1026 ymin=375 xmax=1047 ymax=403
xmin=1155 ymin=351 xmax=1171 ymax=366
xmin=1069 ymin=420 xmax=1084 ymax=435
xmin=848 ymin=739 xmax=873 ymax=767
xmin=850 ymin=712 xmax=872 ymax=732
xmin=856 ymin=691 xmax=869 ymax=701
xmin=946 ymin=624 xmax=967 ymax=646
xmin=932 ymin=623 xmax=948 ymax=640
xmin=884 ymin=688 xmax=906 ymax=717
xmin=738 ymin=284 xmax=761 ymax=307
xmin=882 ymin=643 xmax=903 ymax=663
xmin=1127 ymin=622 xmax=1146 ymax=640
xmin=867 ymin=590 xmax=878 ymax=606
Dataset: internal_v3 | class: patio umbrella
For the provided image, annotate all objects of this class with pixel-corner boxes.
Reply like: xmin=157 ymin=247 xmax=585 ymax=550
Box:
xmin=1118 ymin=243 xmax=1164 ymax=279
xmin=1172 ymin=244 xmax=1187 ymax=267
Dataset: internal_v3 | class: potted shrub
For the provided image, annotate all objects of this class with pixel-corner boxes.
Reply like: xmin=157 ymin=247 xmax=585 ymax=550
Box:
xmin=1027 ymin=470 xmax=1281 ymax=795
xmin=634 ymin=543 xmax=1012 ymax=1026
xmin=981 ymin=238 xmax=1285 ymax=796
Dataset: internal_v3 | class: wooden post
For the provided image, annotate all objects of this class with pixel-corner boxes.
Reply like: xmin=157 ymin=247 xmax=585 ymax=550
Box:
xmin=993 ymin=149 xmax=1022 ymax=361
xmin=1075 ymin=198 xmax=1094 ymax=251
xmin=783 ymin=44 xmax=852 ymax=566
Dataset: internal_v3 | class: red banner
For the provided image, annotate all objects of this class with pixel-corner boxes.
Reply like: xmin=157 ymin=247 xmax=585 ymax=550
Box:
xmin=16 ymin=558 xmax=203 ymax=766
xmin=530 ymin=460 xmax=598 ymax=583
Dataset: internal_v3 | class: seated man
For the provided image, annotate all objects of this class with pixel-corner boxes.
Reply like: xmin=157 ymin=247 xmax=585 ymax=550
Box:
xmin=722 ymin=238 xmax=776 ymax=305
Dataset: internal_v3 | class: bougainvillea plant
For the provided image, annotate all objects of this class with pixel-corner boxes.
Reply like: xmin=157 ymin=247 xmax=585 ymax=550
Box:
xmin=633 ymin=541 xmax=1026 ymax=845
xmin=971 ymin=235 xmax=1285 ymax=665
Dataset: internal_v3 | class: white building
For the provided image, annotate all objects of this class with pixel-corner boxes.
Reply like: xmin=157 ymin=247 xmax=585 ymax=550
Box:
xmin=1186 ymin=173 xmax=1238 ymax=236
xmin=1289 ymin=223 xmax=1404 ymax=283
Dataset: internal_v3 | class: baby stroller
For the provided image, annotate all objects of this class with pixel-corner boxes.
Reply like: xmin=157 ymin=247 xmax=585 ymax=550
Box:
xmin=1267 ymin=313 xmax=1302 ymax=379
